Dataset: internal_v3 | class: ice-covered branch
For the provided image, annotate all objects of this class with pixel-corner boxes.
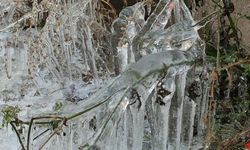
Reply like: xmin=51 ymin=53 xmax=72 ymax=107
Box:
xmin=0 ymin=0 xmax=210 ymax=149
xmin=132 ymin=0 xmax=172 ymax=61
xmin=15 ymin=48 xmax=203 ymax=149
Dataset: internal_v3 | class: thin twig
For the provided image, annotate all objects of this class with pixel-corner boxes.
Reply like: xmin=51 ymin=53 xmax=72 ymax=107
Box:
xmin=67 ymin=88 xmax=126 ymax=120
xmin=192 ymin=10 xmax=221 ymax=28
xmin=100 ymin=0 xmax=117 ymax=17
xmin=216 ymin=15 xmax=221 ymax=69
xmin=27 ymin=118 xmax=34 ymax=150
xmin=39 ymin=124 xmax=63 ymax=150
xmin=26 ymin=116 xmax=64 ymax=150
xmin=33 ymin=128 xmax=50 ymax=141
xmin=132 ymin=0 xmax=173 ymax=60
xmin=219 ymin=60 xmax=250 ymax=71
xmin=205 ymin=68 xmax=218 ymax=147
xmin=0 ymin=11 xmax=35 ymax=32
xmin=90 ymin=87 xmax=130 ymax=147
xmin=212 ymin=0 xmax=223 ymax=9
xmin=218 ymin=127 xmax=250 ymax=150
xmin=10 ymin=121 xmax=26 ymax=150
xmin=39 ymin=132 xmax=57 ymax=150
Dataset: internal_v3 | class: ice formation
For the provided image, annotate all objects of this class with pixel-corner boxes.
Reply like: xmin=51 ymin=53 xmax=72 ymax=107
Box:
xmin=0 ymin=0 xmax=209 ymax=149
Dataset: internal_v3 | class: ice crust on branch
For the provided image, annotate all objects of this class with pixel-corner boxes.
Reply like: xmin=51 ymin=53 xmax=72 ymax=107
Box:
xmin=0 ymin=0 xmax=209 ymax=149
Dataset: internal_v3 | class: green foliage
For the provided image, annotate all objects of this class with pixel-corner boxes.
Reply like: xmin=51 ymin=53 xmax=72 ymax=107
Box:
xmin=53 ymin=101 xmax=63 ymax=111
xmin=223 ymin=55 xmax=237 ymax=63
xmin=204 ymin=0 xmax=250 ymax=148
xmin=51 ymin=120 xmax=61 ymax=130
xmin=214 ymin=98 xmax=250 ymax=148
xmin=242 ymin=64 xmax=250 ymax=76
xmin=1 ymin=105 xmax=21 ymax=127
xmin=238 ymin=13 xmax=250 ymax=20
xmin=233 ymin=99 xmax=250 ymax=118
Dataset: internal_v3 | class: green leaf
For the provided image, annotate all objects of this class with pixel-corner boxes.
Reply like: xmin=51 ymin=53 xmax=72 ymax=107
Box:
xmin=1 ymin=105 xmax=21 ymax=127
xmin=242 ymin=64 xmax=250 ymax=76
xmin=242 ymin=15 xmax=250 ymax=20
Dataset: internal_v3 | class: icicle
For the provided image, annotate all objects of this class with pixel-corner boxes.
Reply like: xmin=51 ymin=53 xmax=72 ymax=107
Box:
xmin=111 ymin=2 xmax=146 ymax=73
xmin=141 ymin=20 xmax=199 ymax=53
xmin=85 ymin=25 xmax=98 ymax=78
xmin=167 ymin=71 xmax=188 ymax=150
xmin=81 ymin=33 xmax=89 ymax=71
xmin=173 ymin=0 xmax=181 ymax=22
xmin=181 ymin=97 xmax=196 ymax=149
xmin=180 ymin=0 xmax=194 ymax=22
xmin=117 ymin=45 xmax=128 ymax=72
xmin=4 ymin=42 xmax=12 ymax=79
xmin=0 ymin=1 xmax=210 ymax=149
xmin=65 ymin=44 xmax=72 ymax=80
xmin=150 ymin=1 xmax=174 ymax=31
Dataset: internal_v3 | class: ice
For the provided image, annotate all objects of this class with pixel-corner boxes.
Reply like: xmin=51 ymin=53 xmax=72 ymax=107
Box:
xmin=141 ymin=12 xmax=200 ymax=54
xmin=24 ymin=50 xmax=204 ymax=150
xmin=0 ymin=0 xmax=210 ymax=149
xmin=111 ymin=2 xmax=146 ymax=73
xmin=132 ymin=0 xmax=202 ymax=60
xmin=150 ymin=1 xmax=174 ymax=31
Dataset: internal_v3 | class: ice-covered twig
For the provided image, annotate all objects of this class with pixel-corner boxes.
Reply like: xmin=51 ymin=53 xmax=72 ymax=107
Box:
xmin=10 ymin=48 xmax=198 ymax=149
xmin=10 ymin=121 xmax=26 ymax=150
xmin=0 ymin=11 xmax=35 ymax=32
xmin=26 ymin=116 xmax=65 ymax=150
xmin=132 ymin=0 xmax=172 ymax=61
